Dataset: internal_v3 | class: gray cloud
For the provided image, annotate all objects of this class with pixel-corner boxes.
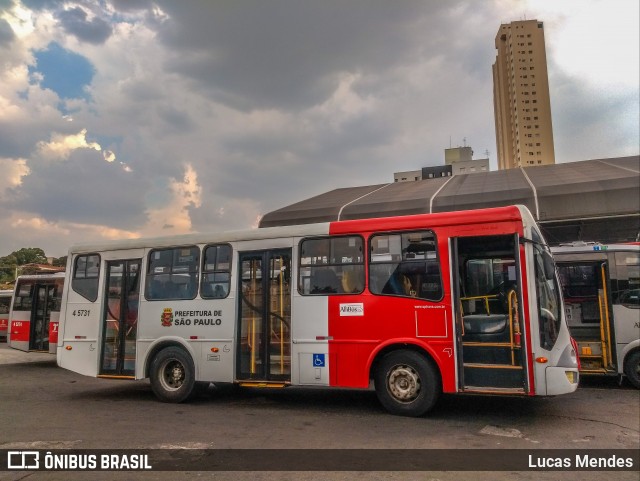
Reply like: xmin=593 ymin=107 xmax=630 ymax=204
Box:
xmin=0 ymin=18 xmax=14 ymax=45
xmin=57 ymin=6 xmax=113 ymax=45
xmin=154 ymin=0 xmax=455 ymax=111
xmin=551 ymin=68 xmax=640 ymax=162
xmin=0 ymin=0 xmax=638 ymax=258
xmin=9 ymin=149 xmax=148 ymax=228
xmin=109 ymin=0 xmax=153 ymax=13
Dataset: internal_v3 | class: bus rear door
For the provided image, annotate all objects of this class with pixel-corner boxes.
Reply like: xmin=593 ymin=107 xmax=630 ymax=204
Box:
xmin=236 ymin=249 xmax=292 ymax=385
xmin=99 ymin=259 xmax=141 ymax=378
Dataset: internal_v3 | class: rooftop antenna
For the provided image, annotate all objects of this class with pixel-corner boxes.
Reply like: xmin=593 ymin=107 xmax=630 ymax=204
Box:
xmin=449 ymin=136 xmax=451 ymax=148
xmin=463 ymin=137 xmax=467 ymax=147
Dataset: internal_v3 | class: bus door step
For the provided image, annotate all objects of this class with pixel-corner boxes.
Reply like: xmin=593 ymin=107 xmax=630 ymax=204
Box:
xmin=461 ymin=386 xmax=526 ymax=395
xmin=463 ymin=363 xmax=523 ymax=370
xmin=237 ymin=381 xmax=288 ymax=388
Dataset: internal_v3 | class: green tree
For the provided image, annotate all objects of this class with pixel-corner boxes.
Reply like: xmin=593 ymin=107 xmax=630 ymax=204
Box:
xmin=11 ymin=247 xmax=47 ymax=265
xmin=0 ymin=254 xmax=17 ymax=283
xmin=0 ymin=248 xmax=50 ymax=282
xmin=52 ymin=256 xmax=68 ymax=267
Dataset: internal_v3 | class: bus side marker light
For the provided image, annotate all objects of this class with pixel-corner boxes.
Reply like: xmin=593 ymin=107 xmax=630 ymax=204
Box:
xmin=535 ymin=357 xmax=548 ymax=364
xmin=211 ymin=347 xmax=219 ymax=353
xmin=65 ymin=346 xmax=72 ymax=351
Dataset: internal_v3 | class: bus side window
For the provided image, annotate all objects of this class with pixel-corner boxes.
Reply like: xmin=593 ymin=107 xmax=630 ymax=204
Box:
xmin=201 ymin=244 xmax=232 ymax=299
xmin=72 ymin=254 xmax=101 ymax=302
xmin=298 ymin=236 xmax=364 ymax=295
xmin=615 ymin=252 xmax=640 ymax=309
xmin=369 ymin=231 xmax=442 ymax=301
xmin=13 ymin=281 xmax=35 ymax=310
xmin=145 ymin=247 xmax=199 ymax=301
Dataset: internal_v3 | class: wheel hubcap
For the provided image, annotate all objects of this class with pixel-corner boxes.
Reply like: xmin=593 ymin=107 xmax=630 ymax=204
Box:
xmin=387 ymin=364 xmax=421 ymax=402
xmin=161 ymin=360 xmax=185 ymax=391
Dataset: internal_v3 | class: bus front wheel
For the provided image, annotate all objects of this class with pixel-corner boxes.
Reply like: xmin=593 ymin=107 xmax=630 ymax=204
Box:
xmin=374 ymin=350 xmax=440 ymax=417
xmin=150 ymin=347 xmax=196 ymax=403
xmin=624 ymin=351 xmax=640 ymax=389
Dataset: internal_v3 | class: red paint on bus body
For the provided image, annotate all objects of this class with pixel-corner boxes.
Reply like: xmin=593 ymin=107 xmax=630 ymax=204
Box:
xmin=10 ymin=319 xmax=30 ymax=342
xmin=325 ymin=206 xmax=529 ymax=392
xmin=49 ymin=321 xmax=59 ymax=345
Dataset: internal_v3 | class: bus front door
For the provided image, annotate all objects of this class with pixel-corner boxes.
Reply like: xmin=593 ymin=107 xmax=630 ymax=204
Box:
xmin=453 ymin=235 xmax=529 ymax=393
xmin=29 ymin=284 xmax=53 ymax=351
xmin=99 ymin=259 xmax=141 ymax=377
xmin=557 ymin=260 xmax=615 ymax=374
xmin=237 ymin=249 xmax=292 ymax=384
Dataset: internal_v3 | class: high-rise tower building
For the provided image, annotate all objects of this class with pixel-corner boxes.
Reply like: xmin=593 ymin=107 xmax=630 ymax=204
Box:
xmin=493 ymin=20 xmax=555 ymax=169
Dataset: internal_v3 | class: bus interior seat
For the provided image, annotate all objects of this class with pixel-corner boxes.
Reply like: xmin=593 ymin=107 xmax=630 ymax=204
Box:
xmin=341 ymin=269 xmax=363 ymax=293
xmin=310 ymin=268 xmax=340 ymax=294
xmin=463 ymin=314 xmax=508 ymax=335
xmin=382 ymin=273 xmax=412 ymax=296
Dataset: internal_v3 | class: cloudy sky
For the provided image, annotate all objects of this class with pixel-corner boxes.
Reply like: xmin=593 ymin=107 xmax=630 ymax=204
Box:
xmin=0 ymin=0 xmax=638 ymax=257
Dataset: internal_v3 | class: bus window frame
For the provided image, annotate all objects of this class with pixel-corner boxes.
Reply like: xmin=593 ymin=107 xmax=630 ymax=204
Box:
xmin=297 ymin=235 xmax=365 ymax=296
xmin=144 ymin=246 xmax=200 ymax=301
xmin=200 ymin=243 xmax=233 ymax=300
xmin=71 ymin=253 xmax=101 ymax=302
xmin=368 ymin=229 xmax=444 ymax=302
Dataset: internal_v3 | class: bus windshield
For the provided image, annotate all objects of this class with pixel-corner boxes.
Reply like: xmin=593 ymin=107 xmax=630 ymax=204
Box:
xmin=531 ymin=229 xmax=562 ymax=350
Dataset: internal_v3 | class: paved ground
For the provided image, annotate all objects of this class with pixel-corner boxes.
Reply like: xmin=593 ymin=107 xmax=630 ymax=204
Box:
xmin=0 ymin=343 xmax=53 ymax=364
xmin=0 ymin=344 xmax=638 ymax=481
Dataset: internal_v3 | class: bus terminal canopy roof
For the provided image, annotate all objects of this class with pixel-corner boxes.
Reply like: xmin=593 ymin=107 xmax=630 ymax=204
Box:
xmin=259 ymin=156 xmax=640 ymax=245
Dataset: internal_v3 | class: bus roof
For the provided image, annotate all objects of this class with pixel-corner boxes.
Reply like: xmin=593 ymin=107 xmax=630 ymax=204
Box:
xmin=67 ymin=205 xmax=531 ymax=255
xmin=551 ymin=243 xmax=640 ymax=254
xmin=14 ymin=272 xmax=66 ymax=281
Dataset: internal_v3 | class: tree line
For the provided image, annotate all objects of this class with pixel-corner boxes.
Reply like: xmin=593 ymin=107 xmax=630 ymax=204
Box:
xmin=0 ymin=247 xmax=67 ymax=284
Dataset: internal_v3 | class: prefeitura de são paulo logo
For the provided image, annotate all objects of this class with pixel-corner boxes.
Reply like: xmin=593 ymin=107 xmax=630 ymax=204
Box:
xmin=161 ymin=308 xmax=173 ymax=327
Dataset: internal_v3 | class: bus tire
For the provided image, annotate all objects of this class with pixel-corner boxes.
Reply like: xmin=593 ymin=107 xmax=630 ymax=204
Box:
xmin=374 ymin=350 xmax=441 ymax=417
xmin=149 ymin=347 xmax=196 ymax=403
xmin=623 ymin=351 xmax=640 ymax=389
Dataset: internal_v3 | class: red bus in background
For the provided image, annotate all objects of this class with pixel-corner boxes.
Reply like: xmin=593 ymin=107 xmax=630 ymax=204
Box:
xmin=8 ymin=273 xmax=65 ymax=353
xmin=0 ymin=290 xmax=12 ymax=342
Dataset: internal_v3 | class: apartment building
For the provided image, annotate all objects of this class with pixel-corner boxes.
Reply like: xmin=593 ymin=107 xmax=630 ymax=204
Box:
xmin=493 ymin=20 xmax=555 ymax=169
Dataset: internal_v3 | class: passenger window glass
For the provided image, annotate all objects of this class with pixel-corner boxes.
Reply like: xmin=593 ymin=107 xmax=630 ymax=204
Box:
xmin=0 ymin=296 xmax=10 ymax=314
xmin=72 ymin=254 xmax=100 ymax=302
xmin=145 ymin=246 xmax=199 ymax=300
xmin=557 ymin=263 xmax=601 ymax=323
xmin=299 ymin=236 xmax=364 ymax=295
xmin=13 ymin=281 xmax=35 ymax=311
xmin=369 ymin=231 xmax=442 ymax=301
xmin=615 ymin=252 xmax=640 ymax=308
xmin=201 ymin=244 xmax=232 ymax=299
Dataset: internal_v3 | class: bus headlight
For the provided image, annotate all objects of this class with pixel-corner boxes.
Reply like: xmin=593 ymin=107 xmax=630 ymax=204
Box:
xmin=565 ymin=371 xmax=578 ymax=384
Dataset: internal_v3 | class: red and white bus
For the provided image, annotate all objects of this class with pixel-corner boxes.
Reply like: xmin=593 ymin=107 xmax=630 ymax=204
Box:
xmin=57 ymin=205 xmax=578 ymax=416
xmin=8 ymin=273 xmax=65 ymax=353
xmin=0 ymin=290 xmax=12 ymax=342
xmin=552 ymin=243 xmax=640 ymax=387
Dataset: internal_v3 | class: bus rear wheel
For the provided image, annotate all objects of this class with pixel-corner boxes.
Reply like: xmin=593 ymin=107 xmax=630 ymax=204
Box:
xmin=624 ymin=351 xmax=640 ymax=389
xmin=374 ymin=350 xmax=440 ymax=417
xmin=150 ymin=347 xmax=196 ymax=403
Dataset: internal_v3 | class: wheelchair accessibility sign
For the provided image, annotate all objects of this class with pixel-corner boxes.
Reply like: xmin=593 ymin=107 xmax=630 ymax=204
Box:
xmin=313 ymin=354 xmax=325 ymax=367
